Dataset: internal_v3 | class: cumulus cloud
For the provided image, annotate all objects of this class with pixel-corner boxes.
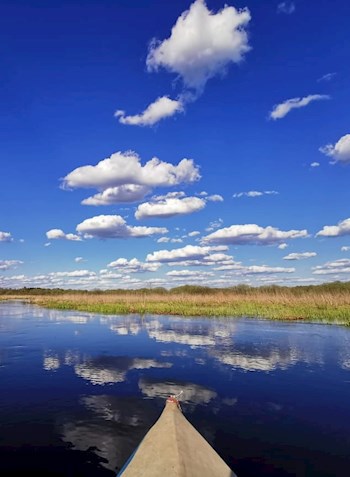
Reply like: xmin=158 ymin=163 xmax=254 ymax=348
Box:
xmin=135 ymin=195 xmax=205 ymax=219
xmin=269 ymin=94 xmax=330 ymax=120
xmin=233 ymin=190 xmax=278 ymax=198
xmin=310 ymin=162 xmax=320 ymax=168
xmin=0 ymin=231 xmax=13 ymax=242
xmin=146 ymin=0 xmax=251 ymax=92
xmin=278 ymin=243 xmax=288 ymax=250
xmin=107 ymin=257 xmax=161 ymax=273
xmin=0 ymin=259 xmax=23 ymax=271
xmin=206 ymin=194 xmax=224 ymax=202
xmin=188 ymin=231 xmax=200 ymax=237
xmin=319 ymin=134 xmax=350 ymax=164
xmin=312 ymin=259 xmax=350 ymax=275
xmin=74 ymin=257 xmax=84 ymax=263
xmin=283 ymin=252 xmax=317 ymax=260
xmin=203 ymin=224 xmax=308 ymax=245
xmin=82 ymin=185 xmax=151 ymax=206
xmin=46 ymin=229 xmax=82 ymax=241
xmin=62 ymin=151 xmax=200 ymax=190
xmin=76 ymin=215 xmax=168 ymax=239
xmin=146 ymin=244 xmax=227 ymax=263
xmin=316 ymin=218 xmax=350 ymax=238
xmin=277 ymin=2 xmax=295 ymax=14
xmin=341 ymin=246 xmax=350 ymax=252
xmin=115 ymin=96 xmax=183 ymax=126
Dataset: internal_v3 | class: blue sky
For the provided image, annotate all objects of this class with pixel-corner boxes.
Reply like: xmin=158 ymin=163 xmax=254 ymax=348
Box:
xmin=1 ymin=0 xmax=350 ymax=289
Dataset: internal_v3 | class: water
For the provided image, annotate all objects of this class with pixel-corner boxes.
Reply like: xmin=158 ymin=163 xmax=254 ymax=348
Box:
xmin=0 ymin=301 xmax=349 ymax=476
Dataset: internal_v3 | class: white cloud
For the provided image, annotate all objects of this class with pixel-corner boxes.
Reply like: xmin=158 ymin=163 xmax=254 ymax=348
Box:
xmin=312 ymin=259 xmax=350 ymax=275
xmin=63 ymin=151 xmax=200 ymax=190
xmin=205 ymin=218 xmax=223 ymax=232
xmin=44 ymin=242 xmax=51 ymax=247
xmin=240 ymin=265 xmax=295 ymax=274
xmin=46 ymin=229 xmax=82 ymax=241
xmin=166 ymin=270 xmax=214 ymax=277
xmin=310 ymin=162 xmax=320 ymax=168
xmin=283 ymin=252 xmax=317 ymax=260
xmin=0 ymin=231 xmax=13 ymax=242
xmin=278 ymin=243 xmax=288 ymax=250
xmin=0 ymin=260 xmax=23 ymax=271
xmin=203 ymin=224 xmax=308 ymax=245
xmin=146 ymin=244 xmax=227 ymax=263
xmin=206 ymin=194 xmax=224 ymax=202
xmin=82 ymin=185 xmax=151 ymax=206
xmin=269 ymin=94 xmax=330 ymax=120
xmin=146 ymin=0 xmax=251 ymax=91
xmin=115 ymin=96 xmax=183 ymax=126
xmin=233 ymin=190 xmax=278 ymax=198
xmin=317 ymin=72 xmax=336 ymax=82
xmin=49 ymin=270 xmax=96 ymax=278
xmin=188 ymin=231 xmax=200 ymax=237
xmin=135 ymin=196 xmax=205 ymax=219
xmin=156 ymin=236 xmax=183 ymax=243
xmin=277 ymin=2 xmax=295 ymax=14
xmin=107 ymin=257 xmax=160 ymax=273
xmin=319 ymin=134 xmax=350 ymax=164
xmin=316 ymin=218 xmax=350 ymax=238
xmin=341 ymin=246 xmax=350 ymax=252
xmin=75 ymin=257 xmax=84 ymax=263
xmin=76 ymin=215 xmax=168 ymax=239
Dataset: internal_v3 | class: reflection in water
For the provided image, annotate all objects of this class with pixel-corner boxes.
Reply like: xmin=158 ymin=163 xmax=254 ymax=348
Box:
xmin=1 ymin=302 xmax=350 ymax=476
xmin=139 ymin=378 xmax=217 ymax=405
xmin=60 ymin=396 xmax=159 ymax=473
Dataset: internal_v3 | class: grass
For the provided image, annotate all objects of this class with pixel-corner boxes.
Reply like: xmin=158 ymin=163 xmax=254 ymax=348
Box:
xmin=1 ymin=283 xmax=350 ymax=325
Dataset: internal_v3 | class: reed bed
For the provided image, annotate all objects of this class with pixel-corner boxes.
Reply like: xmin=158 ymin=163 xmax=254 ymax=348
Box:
xmin=1 ymin=285 xmax=350 ymax=325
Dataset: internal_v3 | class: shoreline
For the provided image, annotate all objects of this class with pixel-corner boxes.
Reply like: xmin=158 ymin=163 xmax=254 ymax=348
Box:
xmin=1 ymin=287 xmax=350 ymax=326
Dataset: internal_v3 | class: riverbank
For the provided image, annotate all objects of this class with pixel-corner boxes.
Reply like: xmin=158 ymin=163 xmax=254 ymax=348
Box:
xmin=1 ymin=284 xmax=350 ymax=325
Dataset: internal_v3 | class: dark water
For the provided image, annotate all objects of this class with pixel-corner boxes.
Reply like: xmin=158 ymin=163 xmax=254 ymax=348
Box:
xmin=0 ymin=302 xmax=350 ymax=476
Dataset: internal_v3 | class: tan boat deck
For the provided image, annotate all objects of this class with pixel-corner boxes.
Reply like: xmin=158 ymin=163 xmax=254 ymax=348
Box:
xmin=119 ymin=399 xmax=236 ymax=477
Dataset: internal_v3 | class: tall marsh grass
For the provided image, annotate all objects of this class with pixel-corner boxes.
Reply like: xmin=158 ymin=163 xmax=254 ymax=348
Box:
xmin=1 ymin=282 xmax=350 ymax=325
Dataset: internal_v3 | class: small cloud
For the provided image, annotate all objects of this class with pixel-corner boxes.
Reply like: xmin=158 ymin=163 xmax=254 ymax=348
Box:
xmin=46 ymin=229 xmax=82 ymax=241
xmin=203 ymin=223 xmax=308 ymax=245
xmin=135 ymin=194 xmax=206 ymax=220
xmin=310 ymin=162 xmax=320 ymax=168
xmin=278 ymin=243 xmax=288 ymax=250
xmin=312 ymin=259 xmax=350 ymax=275
xmin=270 ymin=94 xmax=330 ymax=120
xmin=233 ymin=190 xmax=278 ymax=198
xmin=283 ymin=252 xmax=317 ymax=260
xmin=75 ymin=257 xmax=85 ymax=263
xmin=206 ymin=194 xmax=224 ymax=202
xmin=317 ymin=72 xmax=336 ymax=83
xmin=0 ymin=231 xmax=13 ymax=242
xmin=44 ymin=242 xmax=51 ymax=247
xmin=205 ymin=218 xmax=224 ymax=232
xmin=316 ymin=217 xmax=350 ymax=238
xmin=277 ymin=2 xmax=295 ymax=14
xmin=188 ymin=231 xmax=200 ymax=237
xmin=115 ymin=96 xmax=183 ymax=127
xmin=341 ymin=246 xmax=350 ymax=252
xmin=319 ymin=134 xmax=350 ymax=165
xmin=0 ymin=259 xmax=23 ymax=271
xmin=76 ymin=215 xmax=168 ymax=239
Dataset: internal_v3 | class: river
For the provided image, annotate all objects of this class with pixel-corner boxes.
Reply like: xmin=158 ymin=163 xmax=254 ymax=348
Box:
xmin=0 ymin=301 xmax=349 ymax=476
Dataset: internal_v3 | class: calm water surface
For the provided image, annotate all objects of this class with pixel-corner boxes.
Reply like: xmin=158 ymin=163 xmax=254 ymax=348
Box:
xmin=0 ymin=301 xmax=350 ymax=476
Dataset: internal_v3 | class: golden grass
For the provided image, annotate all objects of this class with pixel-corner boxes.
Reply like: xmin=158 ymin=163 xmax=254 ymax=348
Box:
xmin=2 ymin=289 xmax=350 ymax=325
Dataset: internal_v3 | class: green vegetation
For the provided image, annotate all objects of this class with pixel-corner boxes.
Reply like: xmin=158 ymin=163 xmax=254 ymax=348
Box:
xmin=1 ymin=282 xmax=350 ymax=325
